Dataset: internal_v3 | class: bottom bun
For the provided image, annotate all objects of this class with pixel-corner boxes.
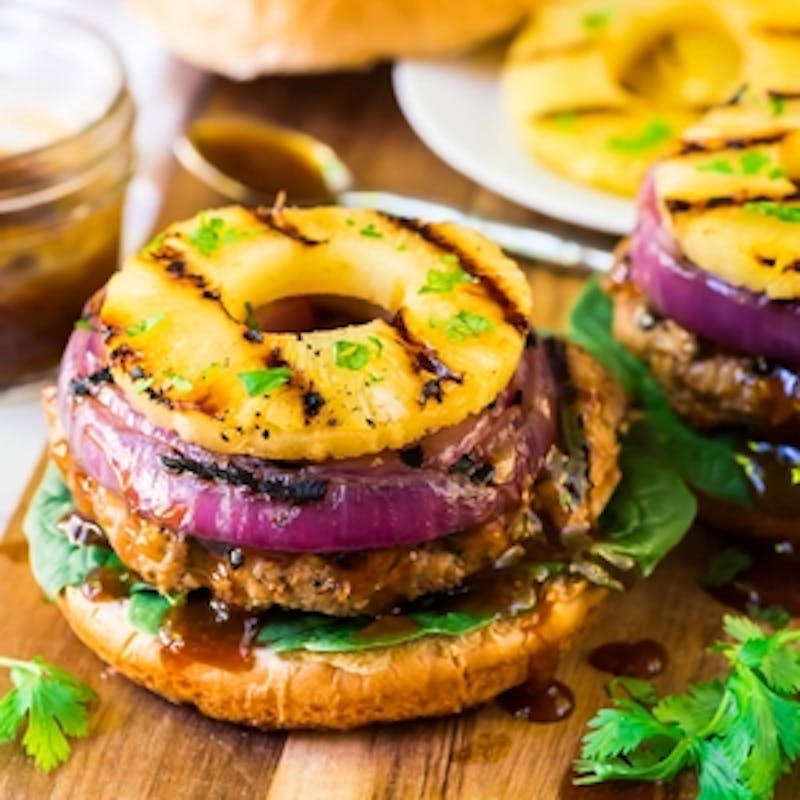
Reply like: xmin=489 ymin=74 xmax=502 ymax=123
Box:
xmin=58 ymin=580 xmax=606 ymax=729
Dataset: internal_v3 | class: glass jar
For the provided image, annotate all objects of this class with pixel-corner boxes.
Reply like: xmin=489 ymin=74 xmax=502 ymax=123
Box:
xmin=0 ymin=5 xmax=135 ymax=389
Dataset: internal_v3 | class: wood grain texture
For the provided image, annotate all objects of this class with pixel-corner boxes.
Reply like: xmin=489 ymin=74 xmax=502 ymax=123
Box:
xmin=0 ymin=67 xmax=797 ymax=799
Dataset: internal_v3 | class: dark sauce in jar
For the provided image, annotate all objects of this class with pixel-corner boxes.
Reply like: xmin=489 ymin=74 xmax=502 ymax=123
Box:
xmin=159 ymin=594 xmax=258 ymax=673
xmin=588 ymin=640 xmax=667 ymax=679
xmin=497 ymin=679 xmax=575 ymax=723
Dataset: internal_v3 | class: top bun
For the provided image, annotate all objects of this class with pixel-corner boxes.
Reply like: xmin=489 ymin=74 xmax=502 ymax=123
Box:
xmin=126 ymin=0 xmax=531 ymax=78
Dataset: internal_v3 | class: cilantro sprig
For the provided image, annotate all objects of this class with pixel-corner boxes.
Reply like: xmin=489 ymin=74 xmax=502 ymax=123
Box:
xmin=237 ymin=367 xmax=291 ymax=397
xmin=575 ymin=615 xmax=800 ymax=799
xmin=0 ymin=655 xmax=96 ymax=773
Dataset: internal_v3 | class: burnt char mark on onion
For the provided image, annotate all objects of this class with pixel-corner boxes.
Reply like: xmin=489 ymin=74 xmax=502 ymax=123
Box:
xmin=69 ymin=366 xmax=113 ymax=397
xmin=679 ymin=131 xmax=788 ymax=156
xmin=160 ymin=454 xmax=328 ymax=505
xmin=665 ymin=190 xmax=800 ymax=215
xmin=389 ymin=309 xmax=463 ymax=406
xmin=382 ymin=214 xmax=529 ymax=333
xmin=250 ymin=206 xmax=327 ymax=246
xmin=399 ymin=445 xmax=425 ymax=468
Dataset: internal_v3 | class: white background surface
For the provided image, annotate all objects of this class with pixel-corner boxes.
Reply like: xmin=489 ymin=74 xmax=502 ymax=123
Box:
xmin=0 ymin=0 xmax=201 ymax=531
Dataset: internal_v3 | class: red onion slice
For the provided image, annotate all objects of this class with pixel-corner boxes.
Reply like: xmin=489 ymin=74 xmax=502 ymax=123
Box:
xmin=57 ymin=329 xmax=557 ymax=552
xmin=630 ymin=177 xmax=800 ymax=367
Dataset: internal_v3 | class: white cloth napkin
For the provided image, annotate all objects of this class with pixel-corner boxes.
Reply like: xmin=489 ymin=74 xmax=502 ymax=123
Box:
xmin=0 ymin=0 xmax=203 ymax=531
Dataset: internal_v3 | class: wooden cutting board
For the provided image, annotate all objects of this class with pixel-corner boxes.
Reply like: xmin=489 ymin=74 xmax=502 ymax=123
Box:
xmin=0 ymin=67 xmax=797 ymax=800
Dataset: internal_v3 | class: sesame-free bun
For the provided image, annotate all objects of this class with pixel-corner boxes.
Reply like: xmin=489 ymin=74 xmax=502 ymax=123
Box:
xmin=126 ymin=0 xmax=531 ymax=78
xmin=58 ymin=579 xmax=605 ymax=729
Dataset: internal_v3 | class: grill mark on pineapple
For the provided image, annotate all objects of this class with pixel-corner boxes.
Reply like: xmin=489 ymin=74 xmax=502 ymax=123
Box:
xmin=383 ymin=215 xmax=529 ymax=333
xmin=250 ymin=207 xmax=327 ymax=246
xmin=534 ymin=105 xmax=626 ymax=122
xmin=510 ymin=39 xmax=595 ymax=63
xmin=679 ymin=131 xmax=787 ymax=155
xmin=664 ymin=190 xmax=800 ymax=215
xmin=757 ymin=25 xmax=800 ymax=38
xmin=389 ymin=310 xmax=463 ymax=406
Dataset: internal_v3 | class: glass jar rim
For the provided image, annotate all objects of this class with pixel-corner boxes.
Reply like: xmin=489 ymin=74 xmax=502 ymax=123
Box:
xmin=0 ymin=3 xmax=129 ymax=168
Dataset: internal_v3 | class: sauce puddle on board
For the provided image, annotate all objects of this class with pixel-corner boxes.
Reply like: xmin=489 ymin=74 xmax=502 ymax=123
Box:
xmin=496 ymin=679 xmax=575 ymax=723
xmin=588 ymin=639 xmax=667 ymax=679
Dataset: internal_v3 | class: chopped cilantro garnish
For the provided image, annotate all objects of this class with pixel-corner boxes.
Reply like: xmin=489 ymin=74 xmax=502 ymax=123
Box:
xmin=768 ymin=94 xmax=786 ymax=117
xmin=607 ymin=119 xmax=672 ymax=154
xmin=699 ymin=152 xmax=786 ymax=179
xmin=366 ymin=372 xmax=383 ymax=385
xmin=189 ymin=216 xmax=247 ymax=256
xmin=744 ymin=201 xmax=800 ymax=223
xmin=368 ymin=335 xmax=383 ymax=354
xmin=131 ymin=377 xmax=154 ymax=394
xmin=433 ymin=310 xmax=494 ymax=342
xmin=554 ymin=111 xmax=578 ymax=131
xmin=359 ymin=223 xmax=383 ymax=239
xmin=697 ymin=158 xmax=735 ymax=175
xmin=333 ymin=340 xmax=370 ymax=370
xmin=237 ymin=367 xmax=291 ymax=397
xmin=582 ymin=7 xmax=612 ymax=32
xmin=125 ymin=312 xmax=166 ymax=337
xmin=740 ymin=151 xmax=771 ymax=175
xmin=244 ymin=301 xmax=259 ymax=332
xmin=419 ymin=263 xmax=477 ymax=294
xmin=164 ymin=373 xmax=192 ymax=392
xmin=73 ymin=318 xmax=94 ymax=331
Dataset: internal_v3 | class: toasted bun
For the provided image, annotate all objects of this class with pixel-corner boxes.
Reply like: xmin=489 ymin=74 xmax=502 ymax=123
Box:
xmin=125 ymin=0 xmax=531 ymax=78
xmin=58 ymin=579 xmax=605 ymax=729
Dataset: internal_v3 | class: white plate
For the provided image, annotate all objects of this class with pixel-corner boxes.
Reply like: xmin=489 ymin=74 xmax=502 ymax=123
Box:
xmin=392 ymin=50 xmax=635 ymax=236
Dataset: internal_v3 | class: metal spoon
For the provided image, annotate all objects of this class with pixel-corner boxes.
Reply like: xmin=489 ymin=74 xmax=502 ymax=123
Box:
xmin=174 ymin=116 xmax=613 ymax=272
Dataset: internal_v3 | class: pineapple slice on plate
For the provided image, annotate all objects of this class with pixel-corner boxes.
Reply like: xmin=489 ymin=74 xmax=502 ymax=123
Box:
xmin=502 ymin=0 xmax=800 ymax=197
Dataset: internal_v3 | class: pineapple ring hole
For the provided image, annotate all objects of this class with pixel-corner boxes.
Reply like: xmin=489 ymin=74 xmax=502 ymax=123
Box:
xmin=252 ymin=295 xmax=392 ymax=334
xmin=614 ymin=19 xmax=741 ymax=109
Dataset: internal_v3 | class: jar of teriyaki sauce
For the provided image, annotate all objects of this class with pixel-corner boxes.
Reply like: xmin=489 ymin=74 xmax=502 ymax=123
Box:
xmin=0 ymin=5 xmax=135 ymax=388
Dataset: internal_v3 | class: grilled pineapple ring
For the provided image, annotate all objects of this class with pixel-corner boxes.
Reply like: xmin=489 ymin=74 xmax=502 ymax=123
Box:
xmin=502 ymin=0 xmax=800 ymax=197
xmin=653 ymin=94 xmax=800 ymax=299
xmin=99 ymin=205 xmax=532 ymax=461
